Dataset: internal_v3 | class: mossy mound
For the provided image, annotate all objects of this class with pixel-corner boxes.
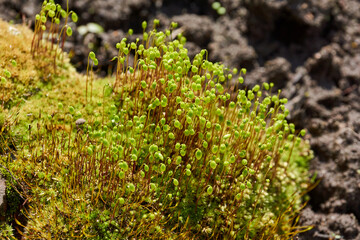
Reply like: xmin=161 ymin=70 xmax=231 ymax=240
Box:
xmin=0 ymin=16 xmax=313 ymax=240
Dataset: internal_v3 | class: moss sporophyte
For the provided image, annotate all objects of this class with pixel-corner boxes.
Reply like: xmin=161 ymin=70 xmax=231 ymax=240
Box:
xmin=0 ymin=4 xmax=314 ymax=239
xmin=31 ymin=0 xmax=77 ymax=73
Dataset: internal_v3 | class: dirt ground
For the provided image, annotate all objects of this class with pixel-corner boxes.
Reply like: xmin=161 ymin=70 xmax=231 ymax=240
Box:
xmin=1 ymin=0 xmax=359 ymax=239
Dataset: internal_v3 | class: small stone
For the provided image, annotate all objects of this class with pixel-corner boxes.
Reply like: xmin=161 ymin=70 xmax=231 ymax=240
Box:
xmin=75 ymin=118 xmax=86 ymax=126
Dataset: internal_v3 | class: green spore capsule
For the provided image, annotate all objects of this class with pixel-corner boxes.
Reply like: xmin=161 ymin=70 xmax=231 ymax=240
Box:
xmin=71 ymin=12 xmax=78 ymax=22
xmin=175 ymin=156 xmax=182 ymax=165
xmin=220 ymin=144 xmax=226 ymax=153
xmin=300 ymin=129 xmax=306 ymax=136
xmin=175 ymin=143 xmax=181 ymax=150
xmin=144 ymin=164 xmax=149 ymax=172
xmin=241 ymin=159 xmax=247 ymax=166
xmin=4 ymin=69 xmax=11 ymax=78
xmin=195 ymin=149 xmax=203 ymax=160
xmin=149 ymin=144 xmax=158 ymax=153
xmin=212 ymin=145 xmax=218 ymax=154
xmin=118 ymin=171 xmax=125 ymax=179
xmin=128 ymin=183 xmax=136 ymax=192
xmin=102 ymin=139 xmax=109 ymax=147
xmin=163 ymin=125 xmax=170 ymax=132
xmin=229 ymin=155 xmax=236 ymax=163
xmin=160 ymin=163 xmax=166 ymax=173
xmin=174 ymin=120 xmax=181 ymax=129
xmin=207 ymin=186 xmax=213 ymax=194
xmin=150 ymin=183 xmax=157 ymax=191
xmin=141 ymin=80 xmax=147 ymax=88
xmin=121 ymin=162 xmax=129 ymax=171
xmin=168 ymin=132 xmax=175 ymax=139
xmin=66 ymin=26 xmax=73 ymax=36
xmin=87 ymin=146 xmax=93 ymax=155
xmin=142 ymin=21 xmax=147 ymax=30
xmin=210 ymin=161 xmax=217 ymax=169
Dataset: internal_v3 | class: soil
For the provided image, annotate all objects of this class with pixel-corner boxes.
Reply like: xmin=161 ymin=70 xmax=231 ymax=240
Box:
xmin=1 ymin=0 xmax=359 ymax=239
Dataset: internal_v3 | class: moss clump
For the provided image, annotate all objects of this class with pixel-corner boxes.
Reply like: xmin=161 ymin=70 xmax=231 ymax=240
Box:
xmin=0 ymin=16 xmax=78 ymax=112
xmin=0 ymin=9 xmax=313 ymax=240
xmin=0 ymin=153 xmax=23 ymax=239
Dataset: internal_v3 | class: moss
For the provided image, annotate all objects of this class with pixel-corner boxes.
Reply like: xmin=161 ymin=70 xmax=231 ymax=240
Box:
xmin=0 ymin=9 xmax=314 ymax=240
xmin=0 ymin=161 xmax=22 ymax=239
xmin=0 ymin=19 xmax=51 ymax=108
xmin=12 ymin=74 xmax=113 ymax=141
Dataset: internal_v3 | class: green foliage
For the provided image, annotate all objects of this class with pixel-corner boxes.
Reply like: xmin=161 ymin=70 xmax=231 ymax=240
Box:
xmin=1 ymin=16 xmax=313 ymax=240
